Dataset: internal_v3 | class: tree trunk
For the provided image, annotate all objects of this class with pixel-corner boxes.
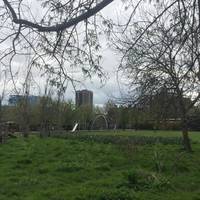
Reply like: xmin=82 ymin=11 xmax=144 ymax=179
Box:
xmin=0 ymin=98 xmax=2 ymax=143
xmin=40 ymin=122 xmax=50 ymax=138
xmin=181 ymin=118 xmax=192 ymax=152
xmin=22 ymin=110 xmax=29 ymax=138
xmin=22 ymin=95 xmax=30 ymax=138
xmin=22 ymin=124 xmax=29 ymax=138
xmin=0 ymin=98 xmax=6 ymax=143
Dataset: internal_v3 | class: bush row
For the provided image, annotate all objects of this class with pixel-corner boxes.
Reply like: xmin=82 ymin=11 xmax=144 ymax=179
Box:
xmin=54 ymin=134 xmax=183 ymax=145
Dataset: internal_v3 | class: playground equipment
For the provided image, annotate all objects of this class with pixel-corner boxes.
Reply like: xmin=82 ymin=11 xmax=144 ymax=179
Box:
xmin=71 ymin=123 xmax=79 ymax=133
xmin=91 ymin=114 xmax=108 ymax=130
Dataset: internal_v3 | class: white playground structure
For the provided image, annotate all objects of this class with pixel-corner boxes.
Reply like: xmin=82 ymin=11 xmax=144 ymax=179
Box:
xmin=71 ymin=114 xmax=109 ymax=132
xmin=71 ymin=123 xmax=79 ymax=133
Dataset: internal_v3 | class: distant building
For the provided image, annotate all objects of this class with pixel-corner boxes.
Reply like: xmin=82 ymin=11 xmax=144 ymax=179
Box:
xmin=75 ymin=90 xmax=93 ymax=108
xmin=8 ymin=95 xmax=40 ymax=106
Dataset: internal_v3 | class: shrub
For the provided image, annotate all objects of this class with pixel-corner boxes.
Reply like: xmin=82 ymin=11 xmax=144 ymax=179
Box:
xmin=153 ymin=144 xmax=166 ymax=173
xmin=172 ymin=153 xmax=190 ymax=174
xmin=159 ymin=121 xmax=181 ymax=130
xmin=125 ymin=170 xmax=170 ymax=191
xmin=127 ymin=170 xmax=138 ymax=185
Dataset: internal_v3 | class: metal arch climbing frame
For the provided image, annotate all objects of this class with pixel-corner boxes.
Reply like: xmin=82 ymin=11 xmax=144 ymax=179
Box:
xmin=91 ymin=114 xmax=108 ymax=130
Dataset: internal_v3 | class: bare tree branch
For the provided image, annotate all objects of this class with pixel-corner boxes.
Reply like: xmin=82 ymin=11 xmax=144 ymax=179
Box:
xmin=2 ymin=0 xmax=114 ymax=32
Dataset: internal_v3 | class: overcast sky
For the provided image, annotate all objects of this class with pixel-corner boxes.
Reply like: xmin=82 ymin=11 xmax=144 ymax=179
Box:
xmin=1 ymin=0 xmax=126 ymax=105
xmin=0 ymin=0 xmax=149 ymax=105
xmin=70 ymin=0 xmax=128 ymax=106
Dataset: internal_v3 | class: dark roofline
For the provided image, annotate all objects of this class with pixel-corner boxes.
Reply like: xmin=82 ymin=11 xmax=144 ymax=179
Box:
xmin=76 ymin=89 xmax=93 ymax=93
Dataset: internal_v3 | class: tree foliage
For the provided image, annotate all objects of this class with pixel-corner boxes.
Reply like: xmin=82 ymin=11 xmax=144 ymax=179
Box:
xmin=0 ymin=0 xmax=114 ymax=90
xmin=113 ymin=0 xmax=200 ymax=151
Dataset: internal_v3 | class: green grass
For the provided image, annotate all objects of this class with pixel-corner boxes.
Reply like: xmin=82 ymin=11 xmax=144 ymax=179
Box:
xmin=81 ymin=130 xmax=200 ymax=142
xmin=0 ymin=132 xmax=199 ymax=200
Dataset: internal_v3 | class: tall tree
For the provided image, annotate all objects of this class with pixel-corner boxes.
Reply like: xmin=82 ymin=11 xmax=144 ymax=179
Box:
xmin=0 ymin=0 xmax=186 ymax=90
xmin=104 ymin=100 xmax=119 ymax=129
xmin=114 ymin=0 xmax=200 ymax=151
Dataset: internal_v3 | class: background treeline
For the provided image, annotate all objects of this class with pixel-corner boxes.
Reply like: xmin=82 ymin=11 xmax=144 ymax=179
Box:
xmin=1 ymin=94 xmax=200 ymax=132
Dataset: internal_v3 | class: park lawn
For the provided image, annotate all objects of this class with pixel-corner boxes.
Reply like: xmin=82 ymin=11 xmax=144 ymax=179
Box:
xmin=82 ymin=130 xmax=200 ymax=142
xmin=0 ymin=133 xmax=199 ymax=200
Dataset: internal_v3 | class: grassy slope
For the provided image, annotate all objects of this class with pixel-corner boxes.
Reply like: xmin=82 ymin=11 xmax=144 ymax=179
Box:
xmin=0 ymin=133 xmax=199 ymax=200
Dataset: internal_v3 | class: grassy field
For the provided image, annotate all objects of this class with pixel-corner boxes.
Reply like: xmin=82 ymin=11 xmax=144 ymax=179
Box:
xmin=0 ymin=131 xmax=199 ymax=200
xmin=81 ymin=130 xmax=200 ymax=142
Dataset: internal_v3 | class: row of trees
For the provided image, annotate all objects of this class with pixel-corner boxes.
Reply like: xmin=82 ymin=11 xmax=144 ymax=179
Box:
xmin=1 ymin=98 xmax=88 ymax=135
xmin=105 ymin=97 xmax=200 ymax=131
xmin=1 ymin=91 xmax=200 ymax=136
